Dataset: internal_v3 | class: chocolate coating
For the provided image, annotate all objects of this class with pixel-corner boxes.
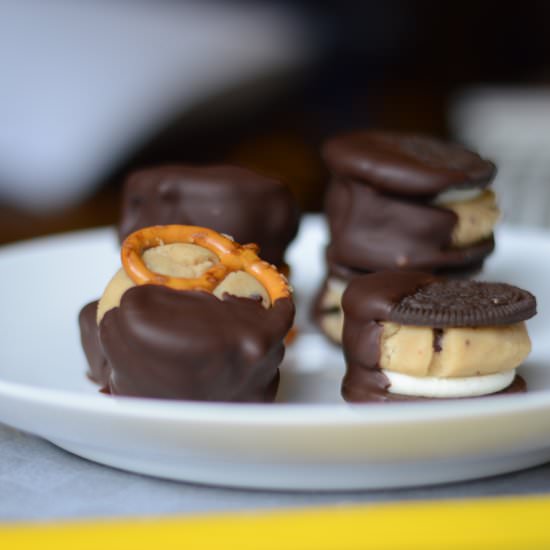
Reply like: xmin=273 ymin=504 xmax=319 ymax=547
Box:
xmin=99 ymin=286 xmax=294 ymax=402
xmin=322 ymin=131 xmax=496 ymax=196
xmin=78 ymin=301 xmax=109 ymax=387
xmin=325 ymin=178 xmax=494 ymax=272
xmin=341 ymin=272 xmax=535 ymax=403
xmin=119 ymin=164 xmax=300 ymax=266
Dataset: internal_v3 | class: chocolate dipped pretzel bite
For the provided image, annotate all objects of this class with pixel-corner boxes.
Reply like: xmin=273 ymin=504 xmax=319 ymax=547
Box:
xmin=80 ymin=225 xmax=294 ymax=402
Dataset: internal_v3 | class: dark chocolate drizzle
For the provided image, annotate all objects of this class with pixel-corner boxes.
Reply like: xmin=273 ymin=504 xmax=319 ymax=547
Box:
xmin=118 ymin=164 xmax=300 ymax=266
xmin=322 ymin=130 xmax=496 ymax=196
xmin=342 ymin=271 xmax=437 ymax=334
xmin=98 ymin=286 xmax=294 ymax=402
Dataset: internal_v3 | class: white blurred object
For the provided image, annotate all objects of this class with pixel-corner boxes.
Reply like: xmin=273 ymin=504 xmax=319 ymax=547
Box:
xmin=450 ymin=87 xmax=550 ymax=228
xmin=0 ymin=0 xmax=311 ymax=211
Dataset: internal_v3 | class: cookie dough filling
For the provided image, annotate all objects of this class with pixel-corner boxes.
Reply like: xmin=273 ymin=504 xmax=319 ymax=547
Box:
xmin=435 ymin=189 xmax=500 ymax=247
xmin=318 ymin=277 xmax=347 ymax=343
xmin=379 ymin=321 xmax=531 ymax=378
xmin=97 ymin=230 xmax=283 ymax=323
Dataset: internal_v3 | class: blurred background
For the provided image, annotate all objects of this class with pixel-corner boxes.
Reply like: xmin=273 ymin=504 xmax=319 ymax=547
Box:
xmin=1 ymin=0 xmax=550 ymax=244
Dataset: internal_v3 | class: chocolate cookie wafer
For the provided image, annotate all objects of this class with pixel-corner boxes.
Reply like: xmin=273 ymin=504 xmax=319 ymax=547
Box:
xmin=323 ymin=130 xmax=496 ymax=196
xmin=341 ymin=271 xmax=536 ymax=403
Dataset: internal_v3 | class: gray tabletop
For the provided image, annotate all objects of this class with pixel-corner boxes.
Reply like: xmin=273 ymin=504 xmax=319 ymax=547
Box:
xmin=2 ymin=423 xmax=550 ymax=522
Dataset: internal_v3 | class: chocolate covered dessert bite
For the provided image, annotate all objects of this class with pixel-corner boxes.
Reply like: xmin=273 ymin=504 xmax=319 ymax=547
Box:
xmin=315 ymin=130 xmax=499 ymax=344
xmin=119 ymin=165 xmax=300 ymax=269
xmin=79 ymin=225 xmax=294 ymax=402
xmin=341 ymin=272 xmax=536 ymax=403
xmin=323 ymin=131 xmax=498 ymax=273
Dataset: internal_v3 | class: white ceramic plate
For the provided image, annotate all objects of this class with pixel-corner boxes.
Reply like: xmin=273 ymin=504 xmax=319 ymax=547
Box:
xmin=0 ymin=215 xmax=549 ymax=491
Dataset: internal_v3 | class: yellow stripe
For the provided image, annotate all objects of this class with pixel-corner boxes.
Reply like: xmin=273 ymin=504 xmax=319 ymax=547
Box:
xmin=2 ymin=496 xmax=550 ymax=549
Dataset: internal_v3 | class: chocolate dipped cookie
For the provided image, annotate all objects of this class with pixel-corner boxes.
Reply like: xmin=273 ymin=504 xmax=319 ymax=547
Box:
xmin=79 ymin=225 xmax=294 ymax=402
xmin=119 ymin=165 xmax=300 ymax=268
xmin=341 ymin=272 xmax=536 ymax=403
xmin=323 ymin=131 xmax=498 ymax=273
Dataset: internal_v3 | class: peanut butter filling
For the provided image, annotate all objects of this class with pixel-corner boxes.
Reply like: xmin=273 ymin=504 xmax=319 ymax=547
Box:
xmin=379 ymin=321 xmax=531 ymax=378
xmin=440 ymin=189 xmax=500 ymax=247
xmin=97 ymin=243 xmax=270 ymax=324
xmin=318 ymin=278 xmax=346 ymax=343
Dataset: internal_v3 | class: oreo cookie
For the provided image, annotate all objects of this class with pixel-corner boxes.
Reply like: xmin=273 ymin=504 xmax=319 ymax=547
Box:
xmin=391 ymin=280 xmax=537 ymax=327
xmin=323 ymin=130 xmax=496 ymax=196
xmin=343 ymin=271 xmax=536 ymax=327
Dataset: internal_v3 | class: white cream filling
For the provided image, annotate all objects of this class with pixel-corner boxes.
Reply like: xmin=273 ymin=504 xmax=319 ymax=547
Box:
xmin=383 ymin=368 xmax=516 ymax=398
xmin=433 ymin=187 xmax=483 ymax=205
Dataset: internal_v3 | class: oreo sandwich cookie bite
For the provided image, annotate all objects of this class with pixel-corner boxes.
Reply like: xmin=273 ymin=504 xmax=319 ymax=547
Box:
xmin=341 ymin=271 xmax=536 ymax=403
xmin=119 ymin=164 xmax=300 ymax=269
xmin=323 ymin=131 xmax=499 ymax=273
xmin=79 ymin=225 xmax=294 ymax=402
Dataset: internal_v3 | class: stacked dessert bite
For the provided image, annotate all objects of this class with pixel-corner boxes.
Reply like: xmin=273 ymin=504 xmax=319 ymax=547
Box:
xmin=315 ymin=130 xmax=501 ymax=344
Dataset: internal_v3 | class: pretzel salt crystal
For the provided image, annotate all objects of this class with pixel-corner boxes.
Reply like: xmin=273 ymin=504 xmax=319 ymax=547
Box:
xmin=121 ymin=225 xmax=291 ymax=303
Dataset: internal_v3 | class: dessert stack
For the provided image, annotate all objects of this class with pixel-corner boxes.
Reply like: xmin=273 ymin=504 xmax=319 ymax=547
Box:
xmin=314 ymin=130 xmax=501 ymax=344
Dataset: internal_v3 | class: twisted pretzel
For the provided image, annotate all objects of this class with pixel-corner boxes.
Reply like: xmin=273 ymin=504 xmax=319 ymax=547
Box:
xmin=121 ymin=225 xmax=291 ymax=303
